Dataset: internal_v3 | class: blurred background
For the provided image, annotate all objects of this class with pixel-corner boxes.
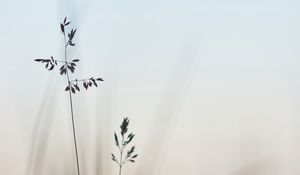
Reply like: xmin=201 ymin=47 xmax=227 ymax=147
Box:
xmin=1 ymin=0 xmax=300 ymax=174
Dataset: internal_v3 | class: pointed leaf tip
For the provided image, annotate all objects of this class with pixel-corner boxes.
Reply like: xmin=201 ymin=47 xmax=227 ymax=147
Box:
xmin=114 ymin=132 xmax=119 ymax=147
xmin=131 ymin=154 xmax=138 ymax=159
xmin=60 ymin=23 xmax=65 ymax=33
xmin=63 ymin=17 xmax=67 ymax=24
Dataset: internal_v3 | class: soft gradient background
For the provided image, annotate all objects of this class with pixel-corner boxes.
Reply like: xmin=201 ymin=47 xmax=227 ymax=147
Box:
xmin=1 ymin=0 xmax=300 ymax=174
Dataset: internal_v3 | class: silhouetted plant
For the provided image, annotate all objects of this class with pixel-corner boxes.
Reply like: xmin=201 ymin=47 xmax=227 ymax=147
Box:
xmin=34 ymin=17 xmax=103 ymax=175
xmin=112 ymin=118 xmax=138 ymax=175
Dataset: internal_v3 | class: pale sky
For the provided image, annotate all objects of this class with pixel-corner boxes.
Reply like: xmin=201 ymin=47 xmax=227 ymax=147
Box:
xmin=0 ymin=0 xmax=300 ymax=175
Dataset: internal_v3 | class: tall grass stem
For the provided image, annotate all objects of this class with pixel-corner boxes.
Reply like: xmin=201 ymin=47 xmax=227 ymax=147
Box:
xmin=64 ymin=34 xmax=81 ymax=175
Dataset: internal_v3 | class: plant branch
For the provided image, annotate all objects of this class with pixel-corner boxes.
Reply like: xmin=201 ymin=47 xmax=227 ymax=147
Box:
xmin=54 ymin=59 xmax=75 ymax=64
xmin=69 ymin=78 xmax=90 ymax=82
xmin=64 ymin=32 xmax=81 ymax=175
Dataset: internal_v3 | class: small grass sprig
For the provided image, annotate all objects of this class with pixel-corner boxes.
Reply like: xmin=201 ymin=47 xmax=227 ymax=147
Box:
xmin=34 ymin=17 xmax=104 ymax=175
xmin=112 ymin=118 xmax=138 ymax=175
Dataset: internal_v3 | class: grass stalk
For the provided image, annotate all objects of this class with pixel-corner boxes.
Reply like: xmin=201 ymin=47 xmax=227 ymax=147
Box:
xmin=64 ymin=32 xmax=81 ymax=175
xmin=34 ymin=16 xmax=104 ymax=175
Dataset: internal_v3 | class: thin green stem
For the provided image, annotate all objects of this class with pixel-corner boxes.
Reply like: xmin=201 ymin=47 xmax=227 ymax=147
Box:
xmin=119 ymin=135 xmax=125 ymax=175
xmin=53 ymin=59 xmax=71 ymax=63
xmin=64 ymin=33 xmax=81 ymax=175
xmin=69 ymin=78 xmax=90 ymax=83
